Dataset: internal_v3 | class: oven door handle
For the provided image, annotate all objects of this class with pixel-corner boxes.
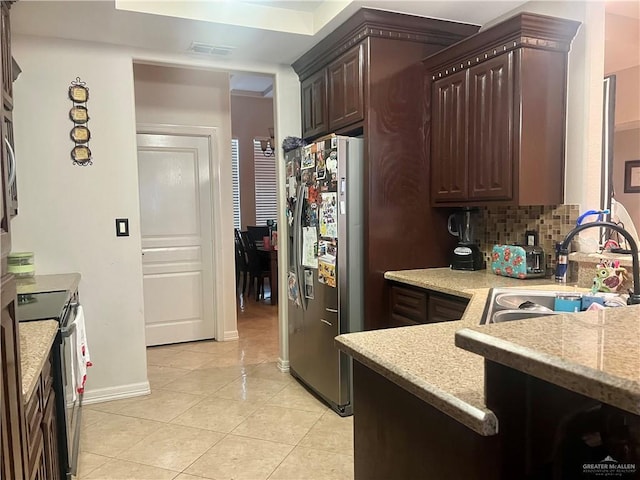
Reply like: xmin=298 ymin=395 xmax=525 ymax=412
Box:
xmin=61 ymin=322 xmax=76 ymax=338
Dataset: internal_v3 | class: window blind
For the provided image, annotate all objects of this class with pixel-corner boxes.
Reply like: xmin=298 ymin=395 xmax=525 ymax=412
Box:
xmin=231 ymin=139 xmax=241 ymax=230
xmin=253 ymin=139 xmax=277 ymax=226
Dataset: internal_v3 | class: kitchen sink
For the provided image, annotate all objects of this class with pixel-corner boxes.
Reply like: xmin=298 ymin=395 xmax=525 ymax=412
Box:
xmin=481 ymin=288 xmax=572 ymax=325
xmin=480 ymin=288 xmax=629 ymax=324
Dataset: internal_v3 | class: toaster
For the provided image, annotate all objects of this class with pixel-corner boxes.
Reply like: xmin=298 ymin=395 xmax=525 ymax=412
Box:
xmin=491 ymin=244 xmax=546 ymax=279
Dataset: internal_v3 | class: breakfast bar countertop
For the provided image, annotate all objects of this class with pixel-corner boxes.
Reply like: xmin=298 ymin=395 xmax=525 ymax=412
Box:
xmin=16 ymin=273 xmax=81 ymax=295
xmin=20 ymin=320 xmax=59 ymax=402
xmin=456 ymin=304 xmax=640 ymax=416
xmin=336 ymin=268 xmax=582 ymax=435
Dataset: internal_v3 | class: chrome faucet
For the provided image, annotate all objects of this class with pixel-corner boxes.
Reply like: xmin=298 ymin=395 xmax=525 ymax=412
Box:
xmin=556 ymin=221 xmax=640 ymax=305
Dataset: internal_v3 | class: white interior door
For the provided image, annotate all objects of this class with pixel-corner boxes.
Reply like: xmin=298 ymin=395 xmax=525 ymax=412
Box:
xmin=137 ymin=132 xmax=215 ymax=346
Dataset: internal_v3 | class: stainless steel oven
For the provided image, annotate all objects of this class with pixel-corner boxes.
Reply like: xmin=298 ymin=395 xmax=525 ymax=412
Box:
xmin=17 ymin=290 xmax=84 ymax=479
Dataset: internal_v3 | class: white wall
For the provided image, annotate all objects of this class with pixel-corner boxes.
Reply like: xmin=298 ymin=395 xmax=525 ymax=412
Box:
xmin=11 ymin=36 xmax=149 ymax=401
xmin=11 ymin=33 xmax=301 ymax=399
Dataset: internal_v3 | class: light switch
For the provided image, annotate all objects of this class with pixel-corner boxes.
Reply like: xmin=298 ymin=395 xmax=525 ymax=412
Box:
xmin=115 ymin=218 xmax=129 ymax=237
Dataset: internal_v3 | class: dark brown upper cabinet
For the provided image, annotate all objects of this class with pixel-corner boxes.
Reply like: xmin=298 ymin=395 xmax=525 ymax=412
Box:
xmin=425 ymin=13 xmax=580 ymax=207
xmin=292 ymin=8 xmax=479 ymax=330
xmin=1 ymin=3 xmax=12 ymax=112
xmin=328 ymin=44 xmax=364 ymax=132
xmin=301 ymin=69 xmax=328 ymax=140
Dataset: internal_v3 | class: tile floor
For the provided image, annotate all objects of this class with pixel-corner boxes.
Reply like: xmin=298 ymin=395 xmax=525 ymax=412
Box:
xmin=77 ymin=297 xmax=355 ymax=479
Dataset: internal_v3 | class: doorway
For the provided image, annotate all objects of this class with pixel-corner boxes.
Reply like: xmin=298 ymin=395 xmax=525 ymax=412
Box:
xmin=136 ymin=126 xmax=218 ymax=346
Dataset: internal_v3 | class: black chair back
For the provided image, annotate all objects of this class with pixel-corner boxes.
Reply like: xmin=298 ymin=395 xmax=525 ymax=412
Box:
xmin=240 ymin=231 xmax=260 ymax=273
xmin=247 ymin=225 xmax=270 ymax=243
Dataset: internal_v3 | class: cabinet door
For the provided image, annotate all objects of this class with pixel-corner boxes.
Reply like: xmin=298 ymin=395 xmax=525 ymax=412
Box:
xmin=328 ymin=44 xmax=364 ymax=131
xmin=389 ymin=284 xmax=428 ymax=327
xmin=301 ymin=69 xmax=328 ymax=139
xmin=427 ymin=293 xmax=469 ymax=323
xmin=42 ymin=391 xmax=60 ymax=480
xmin=0 ymin=103 xmax=9 ymax=258
xmin=4 ymin=111 xmax=16 ymax=217
xmin=467 ymin=54 xmax=514 ymax=201
xmin=1 ymin=275 xmax=25 ymax=480
xmin=0 ymin=3 xmax=11 ymax=111
xmin=431 ymin=71 xmax=468 ymax=202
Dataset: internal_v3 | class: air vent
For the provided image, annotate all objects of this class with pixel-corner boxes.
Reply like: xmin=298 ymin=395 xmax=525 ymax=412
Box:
xmin=188 ymin=42 xmax=235 ymax=56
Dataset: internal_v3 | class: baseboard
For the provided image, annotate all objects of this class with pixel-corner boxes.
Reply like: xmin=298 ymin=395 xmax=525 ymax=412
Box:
xmin=223 ymin=329 xmax=239 ymax=341
xmin=82 ymin=381 xmax=151 ymax=405
xmin=277 ymin=358 xmax=290 ymax=372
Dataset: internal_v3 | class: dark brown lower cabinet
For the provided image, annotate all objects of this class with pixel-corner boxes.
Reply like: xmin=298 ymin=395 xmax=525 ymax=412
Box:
xmin=352 ymin=361 xmax=500 ymax=479
xmin=25 ymin=351 xmax=60 ymax=480
xmin=1 ymin=274 xmax=27 ymax=480
xmin=388 ymin=282 xmax=468 ymax=328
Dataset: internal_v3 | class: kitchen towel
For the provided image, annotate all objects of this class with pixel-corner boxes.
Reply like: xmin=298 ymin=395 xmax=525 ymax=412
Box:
xmin=74 ymin=305 xmax=92 ymax=394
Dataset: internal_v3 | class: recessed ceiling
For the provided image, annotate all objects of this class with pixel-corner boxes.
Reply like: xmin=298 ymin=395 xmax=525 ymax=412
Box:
xmin=11 ymin=0 xmax=530 ymax=93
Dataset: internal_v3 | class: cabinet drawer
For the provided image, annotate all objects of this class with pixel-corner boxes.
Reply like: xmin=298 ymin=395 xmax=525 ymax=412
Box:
xmin=428 ymin=294 xmax=469 ymax=323
xmin=390 ymin=285 xmax=428 ymax=325
xmin=40 ymin=354 xmax=54 ymax=404
xmin=25 ymin=382 xmax=43 ymax=452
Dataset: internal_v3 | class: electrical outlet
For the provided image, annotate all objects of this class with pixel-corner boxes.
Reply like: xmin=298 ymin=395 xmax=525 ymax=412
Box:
xmin=115 ymin=218 xmax=129 ymax=237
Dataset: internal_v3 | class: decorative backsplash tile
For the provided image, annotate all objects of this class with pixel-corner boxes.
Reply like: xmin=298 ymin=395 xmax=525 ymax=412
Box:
xmin=476 ymin=204 xmax=580 ymax=274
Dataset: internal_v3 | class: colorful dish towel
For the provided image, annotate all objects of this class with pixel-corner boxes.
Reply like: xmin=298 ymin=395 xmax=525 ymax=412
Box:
xmin=74 ymin=305 xmax=92 ymax=394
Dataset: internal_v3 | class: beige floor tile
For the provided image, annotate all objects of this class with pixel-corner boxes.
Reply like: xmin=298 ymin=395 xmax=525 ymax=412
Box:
xmin=75 ymin=452 xmax=110 ymax=478
xmin=83 ymin=458 xmax=177 ymax=479
xmin=146 ymin=365 xmax=190 ymax=389
xmin=80 ymin=413 xmax=162 ymax=457
xmin=197 ymin=351 xmax=269 ymax=369
xmin=298 ymin=420 xmax=354 ymax=456
xmin=171 ymin=395 xmax=261 ymax=433
xmin=85 ymin=392 xmax=152 ymax=415
xmin=266 ymin=382 xmax=328 ymax=413
xmin=268 ymin=446 xmax=354 ymax=480
xmin=315 ymin=409 xmax=354 ymax=428
xmin=146 ymin=349 xmax=219 ymax=369
xmin=300 ymin=411 xmax=354 ymax=454
xmin=118 ymin=423 xmax=223 ymax=472
xmin=146 ymin=347 xmax=172 ymax=365
xmin=185 ymin=434 xmax=293 ymax=480
xmin=80 ymin=408 xmax=113 ymax=430
xmin=91 ymin=388 xmax=205 ymax=422
xmin=231 ymin=405 xmax=323 ymax=445
xmin=180 ymin=339 xmax=242 ymax=354
xmin=214 ymin=376 xmax=288 ymax=402
xmin=162 ymin=366 xmax=245 ymax=395
xmin=172 ymin=475 xmax=204 ymax=480
xmin=247 ymin=362 xmax=294 ymax=384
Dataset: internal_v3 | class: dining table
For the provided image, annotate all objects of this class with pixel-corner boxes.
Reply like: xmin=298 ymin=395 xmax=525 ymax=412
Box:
xmin=257 ymin=245 xmax=278 ymax=306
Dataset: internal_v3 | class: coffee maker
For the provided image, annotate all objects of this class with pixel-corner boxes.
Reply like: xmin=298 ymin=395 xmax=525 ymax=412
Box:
xmin=448 ymin=207 xmax=484 ymax=270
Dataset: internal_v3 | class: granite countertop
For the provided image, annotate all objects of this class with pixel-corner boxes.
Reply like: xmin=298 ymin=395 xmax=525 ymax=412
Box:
xmin=16 ymin=273 xmax=81 ymax=295
xmin=384 ymin=268 xmax=560 ymax=297
xmin=337 ymin=268 xmax=572 ymax=436
xmin=20 ymin=320 xmax=59 ymax=402
xmin=456 ymin=305 xmax=640 ymax=416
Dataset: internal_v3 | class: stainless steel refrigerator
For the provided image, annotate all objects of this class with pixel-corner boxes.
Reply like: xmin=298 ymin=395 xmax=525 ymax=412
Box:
xmin=284 ymin=135 xmax=363 ymax=416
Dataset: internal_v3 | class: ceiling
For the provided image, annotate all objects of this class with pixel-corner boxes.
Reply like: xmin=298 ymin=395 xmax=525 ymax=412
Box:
xmin=11 ymin=0 xmax=532 ymax=94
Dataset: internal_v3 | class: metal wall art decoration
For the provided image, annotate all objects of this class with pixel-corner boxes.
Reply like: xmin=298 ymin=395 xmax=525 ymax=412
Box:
xmin=69 ymin=77 xmax=92 ymax=165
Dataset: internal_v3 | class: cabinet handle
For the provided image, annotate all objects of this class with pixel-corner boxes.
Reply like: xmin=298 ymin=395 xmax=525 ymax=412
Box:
xmin=320 ymin=318 xmax=332 ymax=326
xmin=4 ymin=137 xmax=15 ymax=186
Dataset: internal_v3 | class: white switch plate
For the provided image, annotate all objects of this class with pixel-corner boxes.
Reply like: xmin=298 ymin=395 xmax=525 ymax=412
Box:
xmin=115 ymin=218 xmax=129 ymax=237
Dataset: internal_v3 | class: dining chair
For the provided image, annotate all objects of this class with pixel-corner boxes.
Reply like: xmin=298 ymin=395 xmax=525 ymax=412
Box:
xmin=240 ymin=230 xmax=271 ymax=301
xmin=234 ymin=229 xmax=249 ymax=295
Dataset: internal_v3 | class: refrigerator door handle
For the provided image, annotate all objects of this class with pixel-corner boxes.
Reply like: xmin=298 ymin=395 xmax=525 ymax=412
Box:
xmin=294 ymin=184 xmax=308 ymax=311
